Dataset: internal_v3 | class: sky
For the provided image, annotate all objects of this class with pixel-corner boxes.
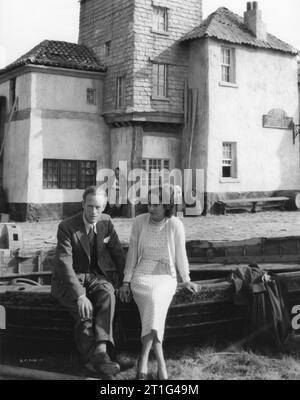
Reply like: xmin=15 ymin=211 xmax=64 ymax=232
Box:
xmin=0 ymin=0 xmax=299 ymax=68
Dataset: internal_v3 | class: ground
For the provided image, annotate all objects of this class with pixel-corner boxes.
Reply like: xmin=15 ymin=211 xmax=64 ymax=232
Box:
xmin=19 ymin=210 xmax=300 ymax=251
xmin=2 ymin=210 xmax=300 ymax=380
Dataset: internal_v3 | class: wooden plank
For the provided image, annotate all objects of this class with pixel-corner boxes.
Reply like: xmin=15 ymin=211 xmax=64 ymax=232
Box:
xmin=188 ymin=255 xmax=300 ymax=264
xmin=189 ymin=263 xmax=300 ymax=273
xmin=223 ymin=197 xmax=289 ymax=204
xmin=0 ymin=365 xmax=98 ymax=380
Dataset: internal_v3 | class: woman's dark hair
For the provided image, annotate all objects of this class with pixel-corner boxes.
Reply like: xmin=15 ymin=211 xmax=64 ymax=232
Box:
xmin=148 ymin=185 xmax=175 ymax=218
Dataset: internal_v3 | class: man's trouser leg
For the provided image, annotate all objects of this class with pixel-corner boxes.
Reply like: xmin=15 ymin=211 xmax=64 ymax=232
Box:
xmin=56 ymin=274 xmax=116 ymax=363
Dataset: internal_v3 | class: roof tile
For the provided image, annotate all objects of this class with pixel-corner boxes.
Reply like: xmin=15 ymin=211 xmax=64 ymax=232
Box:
xmin=181 ymin=7 xmax=298 ymax=55
xmin=1 ymin=40 xmax=106 ymax=74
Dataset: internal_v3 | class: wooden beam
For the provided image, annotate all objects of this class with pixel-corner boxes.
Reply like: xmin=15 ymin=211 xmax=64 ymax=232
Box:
xmin=0 ymin=364 xmax=98 ymax=380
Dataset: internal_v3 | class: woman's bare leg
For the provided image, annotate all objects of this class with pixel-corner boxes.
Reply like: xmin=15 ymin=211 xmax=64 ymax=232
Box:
xmin=138 ymin=332 xmax=156 ymax=373
xmin=153 ymin=337 xmax=168 ymax=379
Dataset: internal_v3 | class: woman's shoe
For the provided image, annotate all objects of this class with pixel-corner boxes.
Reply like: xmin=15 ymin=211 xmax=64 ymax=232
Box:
xmin=136 ymin=372 xmax=148 ymax=380
xmin=156 ymin=372 xmax=168 ymax=380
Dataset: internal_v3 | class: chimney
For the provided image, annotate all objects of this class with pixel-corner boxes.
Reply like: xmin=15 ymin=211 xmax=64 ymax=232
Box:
xmin=244 ymin=2 xmax=267 ymax=41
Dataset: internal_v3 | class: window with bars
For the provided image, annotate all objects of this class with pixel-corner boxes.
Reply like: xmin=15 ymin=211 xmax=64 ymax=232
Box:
xmin=221 ymin=47 xmax=235 ymax=83
xmin=104 ymin=41 xmax=111 ymax=57
xmin=116 ymin=76 xmax=125 ymax=109
xmin=153 ymin=6 xmax=168 ymax=32
xmin=142 ymin=159 xmax=170 ymax=187
xmin=43 ymin=159 xmax=96 ymax=189
xmin=152 ymin=63 xmax=168 ymax=98
xmin=222 ymin=142 xmax=237 ymax=178
xmin=87 ymin=88 xmax=97 ymax=105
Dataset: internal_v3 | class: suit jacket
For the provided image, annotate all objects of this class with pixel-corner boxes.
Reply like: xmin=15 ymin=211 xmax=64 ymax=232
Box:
xmin=51 ymin=212 xmax=125 ymax=301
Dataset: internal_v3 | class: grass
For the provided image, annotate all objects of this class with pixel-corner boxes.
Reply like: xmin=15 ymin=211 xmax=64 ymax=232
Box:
xmin=2 ymin=335 xmax=300 ymax=380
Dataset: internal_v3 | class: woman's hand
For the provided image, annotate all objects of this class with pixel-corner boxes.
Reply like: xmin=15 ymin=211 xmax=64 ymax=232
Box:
xmin=118 ymin=283 xmax=132 ymax=303
xmin=183 ymin=281 xmax=200 ymax=294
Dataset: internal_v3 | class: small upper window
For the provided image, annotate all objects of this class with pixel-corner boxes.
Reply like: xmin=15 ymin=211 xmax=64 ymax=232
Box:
xmin=221 ymin=47 xmax=236 ymax=84
xmin=87 ymin=88 xmax=97 ymax=105
xmin=153 ymin=6 xmax=168 ymax=32
xmin=105 ymin=41 xmax=111 ymax=57
xmin=116 ymin=76 xmax=125 ymax=109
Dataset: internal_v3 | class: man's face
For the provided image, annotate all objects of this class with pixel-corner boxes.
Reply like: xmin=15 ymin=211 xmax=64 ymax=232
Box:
xmin=82 ymin=193 xmax=107 ymax=224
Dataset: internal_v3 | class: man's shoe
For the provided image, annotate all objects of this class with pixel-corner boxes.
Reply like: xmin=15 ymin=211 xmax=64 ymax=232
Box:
xmin=86 ymin=352 xmax=120 ymax=376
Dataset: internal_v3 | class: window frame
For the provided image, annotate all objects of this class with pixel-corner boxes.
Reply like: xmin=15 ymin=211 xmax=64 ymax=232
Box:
xmin=221 ymin=142 xmax=238 ymax=181
xmin=43 ymin=159 xmax=97 ymax=189
xmin=86 ymin=88 xmax=97 ymax=105
xmin=142 ymin=158 xmax=170 ymax=188
xmin=116 ymin=76 xmax=125 ymax=109
xmin=104 ymin=40 xmax=111 ymax=57
xmin=152 ymin=62 xmax=168 ymax=99
xmin=220 ymin=46 xmax=236 ymax=85
xmin=153 ymin=6 xmax=168 ymax=32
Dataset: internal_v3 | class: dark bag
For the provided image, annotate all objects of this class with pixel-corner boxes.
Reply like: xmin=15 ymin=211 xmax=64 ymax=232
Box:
xmin=248 ymin=272 xmax=291 ymax=351
xmin=231 ymin=264 xmax=291 ymax=351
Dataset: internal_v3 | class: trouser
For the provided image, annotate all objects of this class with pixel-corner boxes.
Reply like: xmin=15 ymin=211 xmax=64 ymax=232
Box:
xmin=58 ymin=273 xmax=116 ymax=363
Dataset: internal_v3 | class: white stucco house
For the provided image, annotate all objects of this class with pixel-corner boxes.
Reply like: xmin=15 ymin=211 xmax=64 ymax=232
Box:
xmin=0 ymin=1 xmax=299 ymax=220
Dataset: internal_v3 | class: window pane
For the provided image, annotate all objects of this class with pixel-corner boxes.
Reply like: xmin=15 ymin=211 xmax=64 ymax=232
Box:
xmin=87 ymin=88 xmax=97 ymax=105
xmin=60 ymin=160 xmax=77 ymax=189
xmin=43 ymin=159 xmax=59 ymax=189
xmin=78 ymin=160 xmax=96 ymax=189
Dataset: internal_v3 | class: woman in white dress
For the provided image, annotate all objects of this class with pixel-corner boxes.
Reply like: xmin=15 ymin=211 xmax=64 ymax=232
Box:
xmin=119 ymin=186 xmax=199 ymax=380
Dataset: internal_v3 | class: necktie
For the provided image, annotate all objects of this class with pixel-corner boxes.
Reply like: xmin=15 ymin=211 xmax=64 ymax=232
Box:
xmin=88 ymin=226 xmax=95 ymax=247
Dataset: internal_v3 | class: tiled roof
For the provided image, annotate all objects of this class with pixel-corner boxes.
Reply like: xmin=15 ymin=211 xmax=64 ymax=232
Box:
xmin=181 ymin=7 xmax=298 ymax=55
xmin=1 ymin=40 xmax=106 ymax=74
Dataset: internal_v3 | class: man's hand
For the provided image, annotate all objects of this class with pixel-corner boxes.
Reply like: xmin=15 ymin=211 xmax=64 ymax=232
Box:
xmin=77 ymin=295 xmax=94 ymax=320
xmin=118 ymin=283 xmax=131 ymax=303
xmin=184 ymin=281 xmax=200 ymax=294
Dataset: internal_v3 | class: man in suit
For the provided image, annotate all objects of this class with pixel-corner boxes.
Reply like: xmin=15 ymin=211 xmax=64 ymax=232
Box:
xmin=51 ymin=186 xmax=125 ymax=376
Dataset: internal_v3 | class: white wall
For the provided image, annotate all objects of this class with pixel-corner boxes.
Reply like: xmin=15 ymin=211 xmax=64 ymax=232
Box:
xmin=206 ymin=40 xmax=299 ymax=194
xmin=3 ymin=71 xmax=109 ymax=205
xmin=0 ymin=78 xmax=31 ymax=203
xmin=142 ymin=135 xmax=181 ymax=170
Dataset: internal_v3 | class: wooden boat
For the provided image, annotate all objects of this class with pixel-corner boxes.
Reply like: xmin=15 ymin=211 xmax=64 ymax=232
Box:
xmin=1 ymin=235 xmax=300 ymax=348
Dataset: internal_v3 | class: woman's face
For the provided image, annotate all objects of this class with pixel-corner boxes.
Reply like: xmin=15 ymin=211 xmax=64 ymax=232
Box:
xmin=148 ymin=202 xmax=166 ymax=222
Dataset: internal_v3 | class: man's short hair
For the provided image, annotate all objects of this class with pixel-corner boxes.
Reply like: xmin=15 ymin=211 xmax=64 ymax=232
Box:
xmin=82 ymin=186 xmax=108 ymax=202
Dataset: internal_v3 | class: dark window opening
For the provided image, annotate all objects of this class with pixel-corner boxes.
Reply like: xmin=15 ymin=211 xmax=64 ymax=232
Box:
xmin=43 ymin=159 xmax=96 ymax=189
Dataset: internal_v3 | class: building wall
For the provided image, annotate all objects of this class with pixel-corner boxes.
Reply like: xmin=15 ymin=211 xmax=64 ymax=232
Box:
xmin=27 ymin=72 xmax=109 ymax=206
xmin=132 ymin=0 xmax=202 ymax=114
xmin=78 ymin=0 xmax=135 ymax=114
xmin=142 ymin=134 xmax=181 ymax=171
xmin=185 ymin=39 xmax=209 ymax=174
xmin=206 ymin=40 xmax=299 ymax=203
xmin=78 ymin=0 xmax=203 ymax=116
xmin=0 ymin=70 xmax=109 ymax=220
xmin=0 ymin=75 xmax=31 ymax=207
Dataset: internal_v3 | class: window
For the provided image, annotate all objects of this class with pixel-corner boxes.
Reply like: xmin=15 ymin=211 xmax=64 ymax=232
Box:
xmin=152 ymin=63 xmax=168 ymax=98
xmin=116 ymin=76 xmax=125 ymax=108
xmin=43 ymin=159 xmax=96 ymax=189
xmin=87 ymin=88 xmax=97 ymax=105
xmin=43 ymin=159 xmax=59 ymax=189
xmin=104 ymin=41 xmax=111 ymax=57
xmin=221 ymin=47 xmax=235 ymax=84
xmin=153 ymin=6 xmax=168 ymax=32
xmin=9 ymin=78 xmax=16 ymax=109
xmin=222 ymin=143 xmax=237 ymax=179
xmin=142 ymin=159 xmax=170 ymax=187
